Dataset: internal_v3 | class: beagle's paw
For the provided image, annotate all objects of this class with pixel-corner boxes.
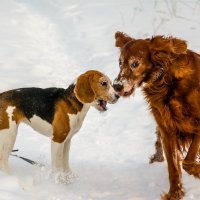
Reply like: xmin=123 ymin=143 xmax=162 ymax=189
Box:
xmin=52 ymin=171 xmax=78 ymax=185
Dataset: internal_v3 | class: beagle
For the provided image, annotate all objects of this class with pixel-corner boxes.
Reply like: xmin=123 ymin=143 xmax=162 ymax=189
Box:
xmin=0 ymin=70 xmax=119 ymax=174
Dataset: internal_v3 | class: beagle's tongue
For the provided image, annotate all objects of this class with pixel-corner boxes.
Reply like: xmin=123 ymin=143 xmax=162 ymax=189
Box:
xmin=99 ymin=100 xmax=107 ymax=111
xmin=100 ymin=100 xmax=107 ymax=110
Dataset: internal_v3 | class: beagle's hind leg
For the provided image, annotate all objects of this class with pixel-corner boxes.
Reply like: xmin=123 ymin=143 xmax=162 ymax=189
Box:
xmin=0 ymin=106 xmax=19 ymax=172
xmin=0 ymin=127 xmax=18 ymax=172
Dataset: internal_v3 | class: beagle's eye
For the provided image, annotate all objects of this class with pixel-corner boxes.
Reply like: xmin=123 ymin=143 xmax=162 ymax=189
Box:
xmin=131 ymin=61 xmax=139 ymax=68
xmin=101 ymin=81 xmax=107 ymax=87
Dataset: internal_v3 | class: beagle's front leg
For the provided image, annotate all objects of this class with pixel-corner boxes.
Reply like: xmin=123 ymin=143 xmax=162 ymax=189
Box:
xmin=51 ymin=140 xmax=65 ymax=171
xmin=51 ymin=139 xmax=75 ymax=184
xmin=63 ymin=138 xmax=71 ymax=173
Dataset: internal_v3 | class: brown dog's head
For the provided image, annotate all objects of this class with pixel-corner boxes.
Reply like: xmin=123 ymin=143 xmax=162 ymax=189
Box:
xmin=74 ymin=70 xmax=119 ymax=112
xmin=113 ymin=31 xmax=187 ymax=97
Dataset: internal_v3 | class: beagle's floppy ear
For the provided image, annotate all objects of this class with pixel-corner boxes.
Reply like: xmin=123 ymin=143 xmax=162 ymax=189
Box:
xmin=115 ymin=31 xmax=134 ymax=48
xmin=150 ymin=36 xmax=187 ymax=55
xmin=74 ymin=72 xmax=95 ymax=104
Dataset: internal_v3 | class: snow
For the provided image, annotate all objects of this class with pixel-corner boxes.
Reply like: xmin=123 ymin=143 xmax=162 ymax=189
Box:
xmin=0 ymin=0 xmax=200 ymax=199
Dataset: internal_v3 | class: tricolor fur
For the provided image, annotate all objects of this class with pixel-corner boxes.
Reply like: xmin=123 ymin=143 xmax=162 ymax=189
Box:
xmin=0 ymin=70 xmax=118 ymax=174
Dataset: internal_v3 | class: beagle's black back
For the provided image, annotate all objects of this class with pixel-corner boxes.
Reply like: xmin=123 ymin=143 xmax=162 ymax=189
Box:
xmin=0 ymin=87 xmax=67 ymax=123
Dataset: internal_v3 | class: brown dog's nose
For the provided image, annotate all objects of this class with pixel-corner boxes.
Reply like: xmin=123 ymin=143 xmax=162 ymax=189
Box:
xmin=113 ymin=83 xmax=124 ymax=92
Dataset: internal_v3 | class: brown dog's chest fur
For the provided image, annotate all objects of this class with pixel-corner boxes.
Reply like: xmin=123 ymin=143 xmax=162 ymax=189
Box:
xmin=144 ymin=88 xmax=199 ymax=134
xmin=143 ymin=53 xmax=200 ymax=135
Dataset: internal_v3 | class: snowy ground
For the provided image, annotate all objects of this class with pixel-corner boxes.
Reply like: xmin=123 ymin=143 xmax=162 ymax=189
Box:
xmin=0 ymin=0 xmax=200 ymax=199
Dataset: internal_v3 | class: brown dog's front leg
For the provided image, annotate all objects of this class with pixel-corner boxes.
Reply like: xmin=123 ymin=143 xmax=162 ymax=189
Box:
xmin=160 ymin=129 xmax=184 ymax=200
xmin=182 ymin=134 xmax=200 ymax=178
xmin=149 ymin=127 xmax=164 ymax=163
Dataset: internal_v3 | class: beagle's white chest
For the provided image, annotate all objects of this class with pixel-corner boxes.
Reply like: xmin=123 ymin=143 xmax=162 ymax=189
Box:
xmin=68 ymin=105 xmax=90 ymax=136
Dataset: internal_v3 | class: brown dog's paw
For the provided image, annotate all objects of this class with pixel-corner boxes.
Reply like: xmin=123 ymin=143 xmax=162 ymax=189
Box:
xmin=149 ymin=153 xmax=164 ymax=164
xmin=161 ymin=193 xmax=184 ymax=200
xmin=161 ymin=187 xmax=184 ymax=200
xmin=182 ymin=160 xmax=200 ymax=179
xmin=161 ymin=193 xmax=169 ymax=200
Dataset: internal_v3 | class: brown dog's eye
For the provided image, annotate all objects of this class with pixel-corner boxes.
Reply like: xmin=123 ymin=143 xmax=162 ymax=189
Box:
xmin=131 ymin=61 xmax=139 ymax=68
xmin=101 ymin=81 xmax=107 ymax=87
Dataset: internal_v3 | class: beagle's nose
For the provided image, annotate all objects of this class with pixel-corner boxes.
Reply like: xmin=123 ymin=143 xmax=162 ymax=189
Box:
xmin=113 ymin=83 xmax=124 ymax=92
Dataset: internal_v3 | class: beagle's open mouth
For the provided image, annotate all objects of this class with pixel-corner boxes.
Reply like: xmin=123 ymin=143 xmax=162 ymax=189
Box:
xmin=95 ymin=99 xmax=107 ymax=112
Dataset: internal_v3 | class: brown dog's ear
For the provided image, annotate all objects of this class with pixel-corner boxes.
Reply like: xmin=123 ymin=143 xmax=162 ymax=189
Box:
xmin=151 ymin=36 xmax=187 ymax=55
xmin=74 ymin=72 xmax=95 ymax=104
xmin=170 ymin=38 xmax=187 ymax=54
xmin=115 ymin=31 xmax=134 ymax=48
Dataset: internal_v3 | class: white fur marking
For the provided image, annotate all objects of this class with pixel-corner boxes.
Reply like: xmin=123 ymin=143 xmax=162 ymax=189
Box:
xmin=51 ymin=140 xmax=65 ymax=170
xmin=63 ymin=139 xmax=71 ymax=172
xmin=51 ymin=104 xmax=90 ymax=172
xmin=114 ymin=79 xmax=123 ymax=86
xmin=25 ymin=115 xmax=53 ymax=137
xmin=6 ymin=106 xmax=15 ymax=121
xmin=0 ymin=106 xmax=17 ymax=172
xmin=108 ymin=85 xmax=117 ymax=101
xmin=68 ymin=104 xmax=90 ymax=139
xmin=123 ymin=81 xmax=133 ymax=92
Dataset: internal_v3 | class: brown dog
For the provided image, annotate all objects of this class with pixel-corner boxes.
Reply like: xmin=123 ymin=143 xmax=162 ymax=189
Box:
xmin=113 ymin=31 xmax=200 ymax=200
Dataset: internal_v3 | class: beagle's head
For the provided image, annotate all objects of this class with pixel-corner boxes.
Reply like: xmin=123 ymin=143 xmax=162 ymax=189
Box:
xmin=74 ymin=70 xmax=119 ymax=112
